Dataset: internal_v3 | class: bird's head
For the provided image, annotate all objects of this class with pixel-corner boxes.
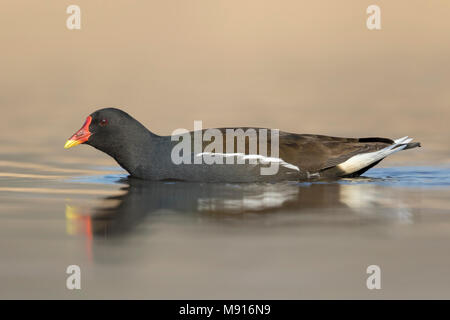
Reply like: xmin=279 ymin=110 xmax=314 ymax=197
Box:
xmin=64 ymin=107 xmax=146 ymax=152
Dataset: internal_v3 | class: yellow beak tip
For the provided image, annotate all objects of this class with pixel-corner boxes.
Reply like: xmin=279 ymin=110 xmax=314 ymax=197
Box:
xmin=64 ymin=140 xmax=81 ymax=149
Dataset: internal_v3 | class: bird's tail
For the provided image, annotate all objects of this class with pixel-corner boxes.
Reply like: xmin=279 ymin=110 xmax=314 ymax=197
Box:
xmin=337 ymin=136 xmax=421 ymax=176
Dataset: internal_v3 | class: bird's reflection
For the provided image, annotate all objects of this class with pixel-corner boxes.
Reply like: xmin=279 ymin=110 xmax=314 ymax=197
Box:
xmin=66 ymin=176 xmax=413 ymax=240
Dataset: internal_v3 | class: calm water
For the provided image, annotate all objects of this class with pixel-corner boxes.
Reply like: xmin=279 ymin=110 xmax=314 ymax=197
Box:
xmin=1 ymin=154 xmax=449 ymax=299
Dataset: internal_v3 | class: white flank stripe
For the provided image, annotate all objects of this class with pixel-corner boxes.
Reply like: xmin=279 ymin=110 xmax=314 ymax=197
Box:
xmin=196 ymin=152 xmax=300 ymax=171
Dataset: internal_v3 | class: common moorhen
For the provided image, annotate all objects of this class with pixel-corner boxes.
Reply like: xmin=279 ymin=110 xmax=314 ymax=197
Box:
xmin=64 ymin=108 xmax=420 ymax=182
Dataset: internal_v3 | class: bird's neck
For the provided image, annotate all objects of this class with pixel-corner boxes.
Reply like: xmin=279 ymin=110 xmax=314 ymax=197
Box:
xmin=101 ymin=130 xmax=161 ymax=178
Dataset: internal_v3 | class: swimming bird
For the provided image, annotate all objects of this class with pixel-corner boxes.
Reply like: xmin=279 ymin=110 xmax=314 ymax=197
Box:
xmin=64 ymin=108 xmax=421 ymax=182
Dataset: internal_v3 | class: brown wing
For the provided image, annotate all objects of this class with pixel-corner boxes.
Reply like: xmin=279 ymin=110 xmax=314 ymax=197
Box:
xmin=277 ymin=133 xmax=393 ymax=172
xmin=197 ymin=128 xmax=393 ymax=171
xmin=182 ymin=128 xmax=393 ymax=172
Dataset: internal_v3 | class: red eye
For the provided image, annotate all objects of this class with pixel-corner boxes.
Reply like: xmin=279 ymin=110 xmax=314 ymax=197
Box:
xmin=99 ymin=119 xmax=108 ymax=127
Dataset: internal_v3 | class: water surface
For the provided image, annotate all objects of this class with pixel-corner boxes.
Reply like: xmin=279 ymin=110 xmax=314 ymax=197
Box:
xmin=1 ymin=156 xmax=449 ymax=299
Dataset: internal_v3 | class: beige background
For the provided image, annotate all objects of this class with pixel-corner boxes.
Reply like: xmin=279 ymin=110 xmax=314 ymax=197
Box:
xmin=1 ymin=0 xmax=449 ymax=164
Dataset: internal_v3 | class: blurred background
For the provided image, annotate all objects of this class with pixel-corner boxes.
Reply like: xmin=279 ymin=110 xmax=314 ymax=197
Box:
xmin=1 ymin=0 xmax=449 ymax=164
xmin=1 ymin=1 xmax=450 ymax=299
